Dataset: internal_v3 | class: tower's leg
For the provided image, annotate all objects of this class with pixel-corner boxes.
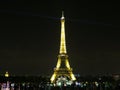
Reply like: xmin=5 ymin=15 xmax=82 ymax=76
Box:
xmin=50 ymin=73 xmax=57 ymax=83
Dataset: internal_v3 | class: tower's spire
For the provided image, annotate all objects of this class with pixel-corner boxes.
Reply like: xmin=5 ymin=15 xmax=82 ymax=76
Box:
xmin=62 ymin=11 xmax=64 ymax=18
xmin=60 ymin=11 xmax=66 ymax=54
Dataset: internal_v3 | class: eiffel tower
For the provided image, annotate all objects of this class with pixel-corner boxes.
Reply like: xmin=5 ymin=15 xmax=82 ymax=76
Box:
xmin=50 ymin=12 xmax=76 ymax=84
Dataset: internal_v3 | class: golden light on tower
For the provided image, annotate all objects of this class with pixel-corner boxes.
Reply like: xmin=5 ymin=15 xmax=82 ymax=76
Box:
xmin=60 ymin=11 xmax=67 ymax=54
xmin=50 ymin=12 xmax=76 ymax=85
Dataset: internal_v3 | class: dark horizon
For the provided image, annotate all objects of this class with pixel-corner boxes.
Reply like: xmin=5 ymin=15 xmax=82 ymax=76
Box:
xmin=0 ymin=1 xmax=120 ymax=76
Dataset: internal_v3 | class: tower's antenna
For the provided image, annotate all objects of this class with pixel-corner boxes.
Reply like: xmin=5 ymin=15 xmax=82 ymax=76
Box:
xmin=62 ymin=11 xmax=64 ymax=17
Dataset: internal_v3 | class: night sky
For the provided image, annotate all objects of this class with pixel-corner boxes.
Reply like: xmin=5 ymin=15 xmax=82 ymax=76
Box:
xmin=0 ymin=0 xmax=120 ymax=76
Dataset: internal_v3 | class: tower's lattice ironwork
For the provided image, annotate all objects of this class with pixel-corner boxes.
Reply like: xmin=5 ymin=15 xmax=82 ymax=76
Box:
xmin=50 ymin=12 xmax=76 ymax=84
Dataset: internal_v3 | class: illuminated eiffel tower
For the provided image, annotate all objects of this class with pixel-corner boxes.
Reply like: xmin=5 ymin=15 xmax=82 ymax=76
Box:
xmin=50 ymin=12 xmax=76 ymax=84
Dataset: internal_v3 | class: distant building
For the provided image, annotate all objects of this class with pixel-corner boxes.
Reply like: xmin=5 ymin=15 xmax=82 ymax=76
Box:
xmin=5 ymin=71 xmax=9 ymax=77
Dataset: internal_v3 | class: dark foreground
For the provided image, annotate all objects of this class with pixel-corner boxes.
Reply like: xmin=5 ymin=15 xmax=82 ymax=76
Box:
xmin=0 ymin=75 xmax=120 ymax=90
